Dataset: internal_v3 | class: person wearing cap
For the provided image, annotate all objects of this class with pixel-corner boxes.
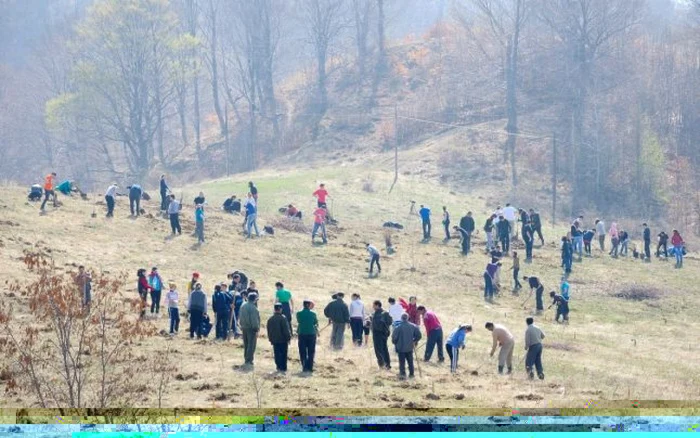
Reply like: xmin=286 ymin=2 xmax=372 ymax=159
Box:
xmin=324 ymin=292 xmax=350 ymax=350
xmin=104 ymin=182 xmax=119 ymax=217
xmin=239 ymin=292 xmax=260 ymax=367
xmin=445 ymin=324 xmax=472 ymax=373
xmin=274 ymin=282 xmax=294 ymax=335
xmin=147 ymin=267 xmax=164 ymax=316
xmin=642 ymin=223 xmax=651 ymax=262
xmin=212 ymin=284 xmax=233 ymax=340
xmin=391 ymin=312 xmax=421 ymax=379
xmin=371 ymin=300 xmax=393 ymax=370
xmin=166 ymin=282 xmax=180 ymax=335
xmin=524 ymin=317 xmax=545 ymax=380
xmin=267 ymin=303 xmax=292 ymax=373
xmin=188 ymin=283 xmax=207 ymax=339
xmin=297 ymin=300 xmax=319 ymax=373
xmin=485 ymin=322 xmax=514 ymax=374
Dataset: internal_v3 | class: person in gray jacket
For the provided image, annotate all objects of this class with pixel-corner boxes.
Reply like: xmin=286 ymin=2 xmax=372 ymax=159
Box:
xmin=239 ymin=292 xmax=261 ymax=367
xmin=391 ymin=313 xmax=422 ymax=379
xmin=188 ymin=283 xmax=207 ymax=339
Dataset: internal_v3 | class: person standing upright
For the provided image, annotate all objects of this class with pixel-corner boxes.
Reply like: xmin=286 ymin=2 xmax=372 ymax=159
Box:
xmin=502 ymin=203 xmax=518 ymax=239
xmin=166 ymin=282 xmax=180 ymax=335
xmin=40 ymin=172 xmax=57 ymax=211
xmin=486 ymin=322 xmax=514 ymax=375
xmin=212 ymin=284 xmax=233 ymax=340
xmin=244 ymin=193 xmax=260 ymax=238
xmin=643 ymin=223 xmax=652 ymax=262
xmin=311 ymin=206 xmax=328 ymax=244
xmin=484 ymin=215 xmax=496 ymax=251
xmin=511 ymin=252 xmax=522 ymax=292
xmin=459 ymin=211 xmax=475 ymax=254
xmin=349 ymin=293 xmax=365 ymax=346
xmin=595 ymin=219 xmax=606 ymax=251
xmin=417 ymin=306 xmax=444 ymax=363
xmin=168 ymin=195 xmax=182 ymax=235
xmin=529 ymin=209 xmax=544 ymax=245
xmin=671 ymin=230 xmax=685 ymax=269
xmin=248 ymin=181 xmax=259 ymax=204
xmin=391 ymin=313 xmax=422 ymax=379
xmin=419 ymin=205 xmax=431 ymax=240
xmin=148 ymin=267 xmax=164 ymax=316
xmin=239 ymin=292 xmax=260 ymax=367
xmin=371 ymin=300 xmax=393 ymax=370
xmin=274 ymin=282 xmax=294 ymax=335
xmin=657 ymin=231 xmax=669 ymax=259
xmin=524 ymin=317 xmax=545 ymax=380
xmin=159 ymin=174 xmax=169 ymax=212
xmin=442 ymin=206 xmax=451 ymax=241
xmin=267 ymin=303 xmax=292 ymax=373
xmin=105 ymin=183 xmax=118 ymax=218
xmin=188 ymin=283 xmax=207 ymax=339
xmin=313 ymin=183 xmax=329 ymax=208
xmin=497 ymin=215 xmax=511 ymax=253
xmin=195 ymin=204 xmax=205 ymax=243
xmin=324 ymin=292 xmax=350 ymax=350
xmin=609 ymin=222 xmax=620 ymax=258
xmin=297 ymin=299 xmax=319 ymax=373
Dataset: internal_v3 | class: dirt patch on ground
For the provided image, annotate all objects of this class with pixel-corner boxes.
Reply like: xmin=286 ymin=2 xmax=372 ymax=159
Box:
xmin=611 ymin=286 xmax=663 ymax=301
xmin=515 ymin=393 xmax=544 ymax=401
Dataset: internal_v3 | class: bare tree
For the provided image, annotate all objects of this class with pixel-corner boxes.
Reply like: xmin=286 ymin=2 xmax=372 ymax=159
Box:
xmin=352 ymin=0 xmax=373 ymax=78
xmin=202 ymin=0 xmax=226 ymax=136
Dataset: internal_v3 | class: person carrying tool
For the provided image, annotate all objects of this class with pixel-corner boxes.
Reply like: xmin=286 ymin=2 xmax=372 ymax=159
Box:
xmin=523 ymin=276 xmax=545 ymax=314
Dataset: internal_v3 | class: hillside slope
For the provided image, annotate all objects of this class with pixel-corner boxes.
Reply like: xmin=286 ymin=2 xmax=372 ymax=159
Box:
xmin=0 ymin=139 xmax=698 ymax=410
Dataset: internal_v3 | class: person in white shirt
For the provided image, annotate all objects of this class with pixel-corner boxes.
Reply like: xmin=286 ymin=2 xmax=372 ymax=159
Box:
xmin=166 ymin=283 xmax=180 ymax=335
xmin=366 ymin=243 xmax=381 ymax=276
xmin=105 ymin=183 xmax=118 ymax=217
xmin=349 ymin=293 xmax=365 ymax=346
xmin=167 ymin=195 xmax=182 ymax=235
xmin=387 ymin=297 xmax=404 ymax=328
xmin=595 ymin=219 xmax=606 ymax=251
xmin=502 ymin=203 xmax=518 ymax=238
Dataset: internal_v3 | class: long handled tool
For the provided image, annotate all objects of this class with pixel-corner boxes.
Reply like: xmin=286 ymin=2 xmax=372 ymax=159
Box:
xmin=413 ymin=347 xmax=423 ymax=378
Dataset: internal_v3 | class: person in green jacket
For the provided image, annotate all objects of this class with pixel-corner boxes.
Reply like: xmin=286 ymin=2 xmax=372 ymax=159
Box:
xmin=323 ymin=292 xmax=350 ymax=350
xmin=296 ymin=300 xmax=319 ymax=373
xmin=239 ymin=292 xmax=260 ymax=368
xmin=267 ymin=303 xmax=292 ymax=373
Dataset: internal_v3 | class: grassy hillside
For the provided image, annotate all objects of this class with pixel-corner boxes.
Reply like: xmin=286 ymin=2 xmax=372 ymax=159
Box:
xmin=0 ymin=137 xmax=698 ymax=411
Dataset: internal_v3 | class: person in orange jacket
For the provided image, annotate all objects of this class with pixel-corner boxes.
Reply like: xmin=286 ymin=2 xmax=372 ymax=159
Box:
xmin=40 ymin=172 xmax=57 ymax=211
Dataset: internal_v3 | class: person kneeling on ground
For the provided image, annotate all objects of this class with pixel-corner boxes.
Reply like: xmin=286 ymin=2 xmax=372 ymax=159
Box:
xmin=223 ymin=195 xmax=241 ymax=214
xmin=28 ymin=184 xmax=43 ymax=202
xmin=286 ymin=204 xmax=302 ymax=219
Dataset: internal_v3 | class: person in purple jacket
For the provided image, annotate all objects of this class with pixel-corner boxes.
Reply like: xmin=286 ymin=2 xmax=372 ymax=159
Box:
xmin=484 ymin=260 xmax=500 ymax=303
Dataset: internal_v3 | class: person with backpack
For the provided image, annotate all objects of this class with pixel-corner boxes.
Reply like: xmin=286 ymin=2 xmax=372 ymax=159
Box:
xmin=195 ymin=204 xmax=205 ymax=244
xmin=671 ymin=230 xmax=685 ymax=269
xmin=105 ymin=183 xmax=118 ymax=218
xmin=166 ymin=282 xmax=180 ymax=335
xmin=168 ymin=195 xmax=182 ymax=235
xmin=366 ymin=243 xmax=381 ymax=276
xmin=371 ymin=300 xmax=393 ymax=370
xmin=442 ymin=206 xmax=451 ymax=241
xmin=529 ymin=209 xmax=544 ymax=245
xmin=391 ymin=312 xmax=422 ymax=379
xmin=643 ymin=223 xmax=652 ymax=262
xmin=40 ymin=172 xmax=57 ymax=211
xmin=147 ymin=267 xmax=164 ymax=316
xmin=497 ymin=215 xmax=511 ymax=253
xmin=484 ymin=214 xmax=496 ymax=251
xmin=524 ymin=317 xmax=545 ymax=380
xmin=459 ymin=212 xmax=475 ymax=254
xmin=267 ymin=303 xmax=292 ymax=373
xmin=549 ymin=291 xmax=570 ymax=323
xmin=159 ymin=174 xmax=170 ymax=212
xmin=417 ymin=306 xmax=444 ymax=363
xmin=349 ymin=293 xmax=365 ymax=346
xmin=137 ymin=269 xmax=152 ymax=319
xmin=297 ymin=299 xmax=319 ymax=373
xmin=239 ymin=292 xmax=260 ymax=367
xmin=188 ymin=283 xmax=207 ymax=339
xmin=445 ymin=324 xmax=472 ymax=373
xmin=324 ymin=293 xmax=350 ymax=350
xmin=419 ymin=205 xmax=431 ymax=240
xmin=212 ymin=284 xmax=233 ymax=340
xmin=128 ymin=184 xmax=143 ymax=217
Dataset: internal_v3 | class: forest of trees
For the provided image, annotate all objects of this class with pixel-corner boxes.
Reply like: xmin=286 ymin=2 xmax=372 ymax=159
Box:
xmin=0 ymin=0 xmax=698 ymax=231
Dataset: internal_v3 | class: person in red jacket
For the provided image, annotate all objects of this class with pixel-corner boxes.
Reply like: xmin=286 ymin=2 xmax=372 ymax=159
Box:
xmin=671 ymin=230 xmax=685 ymax=269
xmin=313 ymin=183 xmax=330 ymax=208
xmin=399 ymin=296 xmax=420 ymax=326
xmin=417 ymin=305 xmax=444 ymax=362
xmin=137 ymin=269 xmax=153 ymax=318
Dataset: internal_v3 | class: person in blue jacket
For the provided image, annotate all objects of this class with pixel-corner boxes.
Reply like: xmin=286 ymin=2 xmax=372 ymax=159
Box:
xmin=445 ymin=324 xmax=472 ymax=373
xmin=419 ymin=205 xmax=431 ymax=240
xmin=212 ymin=284 xmax=233 ymax=340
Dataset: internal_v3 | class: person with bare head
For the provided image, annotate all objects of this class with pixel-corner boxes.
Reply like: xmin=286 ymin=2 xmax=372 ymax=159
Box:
xmin=485 ymin=321 xmax=514 ymax=375
xmin=524 ymin=317 xmax=545 ymax=380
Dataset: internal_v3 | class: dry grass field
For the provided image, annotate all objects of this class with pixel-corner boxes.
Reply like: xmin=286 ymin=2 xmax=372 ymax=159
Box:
xmin=0 ymin=135 xmax=698 ymax=411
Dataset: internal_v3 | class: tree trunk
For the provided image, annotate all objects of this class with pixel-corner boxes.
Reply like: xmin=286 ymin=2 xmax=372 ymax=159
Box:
xmin=376 ymin=0 xmax=386 ymax=72
xmin=177 ymin=88 xmax=189 ymax=151
xmin=208 ymin=0 xmax=225 ymax=136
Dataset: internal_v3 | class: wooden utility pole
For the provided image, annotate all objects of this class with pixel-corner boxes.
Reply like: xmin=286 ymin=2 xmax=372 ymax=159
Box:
xmin=552 ymin=133 xmax=557 ymax=226
xmin=389 ymin=104 xmax=399 ymax=194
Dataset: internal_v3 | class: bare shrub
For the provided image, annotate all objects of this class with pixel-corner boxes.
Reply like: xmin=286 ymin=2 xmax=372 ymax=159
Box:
xmin=268 ymin=217 xmax=309 ymax=234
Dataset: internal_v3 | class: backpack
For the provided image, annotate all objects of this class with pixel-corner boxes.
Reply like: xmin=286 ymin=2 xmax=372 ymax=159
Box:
xmin=264 ymin=225 xmax=275 ymax=235
xmin=200 ymin=315 xmax=213 ymax=337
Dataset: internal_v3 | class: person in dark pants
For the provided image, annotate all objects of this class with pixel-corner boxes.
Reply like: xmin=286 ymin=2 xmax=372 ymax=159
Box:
xmin=643 ymin=223 xmax=651 ymax=262
xmin=522 ymin=222 xmax=534 ymax=262
xmin=524 ymin=317 xmax=545 ymax=380
xmin=165 ymin=283 xmax=180 ymax=335
xmin=239 ymin=293 xmax=260 ymax=367
xmin=366 ymin=243 xmax=381 ymax=276
xmin=128 ymin=184 xmax=143 ymax=216
xmin=147 ymin=267 xmax=164 ymax=315
xmin=274 ymin=282 xmax=294 ymax=335
xmin=188 ymin=283 xmax=207 ymax=339
xmin=518 ymin=208 xmax=530 ymax=241
xmin=453 ymin=226 xmax=470 ymax=255
xmin=417 ymin=306 xmax=444 ymax=362
xmin=136 ymin=269 xmax=152 ymax=319
xmin=391 ymin=313 xmax=422 ymax=379
xmin=105 ymin=183 xmax=118 ymax=218
xmin=371 ymin=300 xmax=392 ymax=369
xmin=349 ymin=293 xmax=365 ymax=346
xmin=523 ymin=276 xmax=545 ymax=315
xmin=657 ymin=231 xmax=669 ymax=258
xmin=212 ymin=284 xmax=233 ymax=340
xmin=459 ymin=212 xmax=475 ymax=254
xmin=484 ymin=261 xmax=498 ymax=302
xmin=159 ymin=174 xmax=169 ymax=212
xmin=442 ymin=206 xmax=451 ymax=241
xmin=267 ymin=303 xmax=292 ymax=373
xmin=167 ymin=195 xmax=182 ymax=235
xmin=324 ymin=292 xmax=350 ymax=350
xmin=419 ymin=205 xmax=431 ymax=240
xmin=529 ymin=209 xmax=544 ymax=245
xmin=549 ymin=291 xmax=570 ymax=323
xmin=297 ymin=300 xmax=319 ymax=373
xmin=511 ymin=252 xmax=522 ymax=291
xmin=583 ymin=229 xmax=595 ymax=257
xmin=497 ymin=215 xmax=511 ymax=253
xmin=40 ymin=172 xmax=57 ymax=211
xmin=561 ymin=236 xmax=573 ymax=275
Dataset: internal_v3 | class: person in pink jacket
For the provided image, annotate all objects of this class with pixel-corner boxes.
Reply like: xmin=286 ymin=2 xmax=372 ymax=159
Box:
xmin=671 ymin=230 xmax=685 ymax=269
xmin=608 ymin=222 xmax=620 ymax=258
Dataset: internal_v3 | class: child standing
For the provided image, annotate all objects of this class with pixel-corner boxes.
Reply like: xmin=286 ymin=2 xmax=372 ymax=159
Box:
xmin=166 ymin=283 xmax=180 ymax=335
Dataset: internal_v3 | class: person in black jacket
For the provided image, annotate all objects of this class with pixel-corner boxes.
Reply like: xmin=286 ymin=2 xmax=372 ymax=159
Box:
xmin=323 ymin=293 xmax=350 ymax=350
xmin=371 ymin=300 xmax=393 ymax=370
xmin=127 ymin=184 xmax=143 ymax=217
xmin=267 ymin=303 xmax=292 ymax=373
xmin=497 ymin=215 xmax=511 ymax=253
xmin=459 ymin=212 xmax=475 ymax=254
xmin=529 ymin=209 xmax=544 ymax=245
xmin=159 ymin=174 xmax=169 ymax=212
xmin=212 ymin=284 xmax=233 ymax=340
xmin=642 ymin=223 xmax=651 ymax=262
xmin=518 ymin=208 xmax=530 ymax=240
xmin=656 ymin=231 xmax=668 ymax=258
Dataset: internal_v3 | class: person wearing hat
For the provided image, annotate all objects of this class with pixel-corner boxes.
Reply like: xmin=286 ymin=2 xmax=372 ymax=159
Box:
xmin=148 ymin=267 xmax=164 ymax=316
xmin=297 ymin=299 xmax=319 ymax=373
xmin=445 ymin=324 xmax=472 ymax=373
xmin=166 ymin=282 xmax=180 ymax=335
xmin=267 ymin=303 xmax=292 ymax=373
xmin=324 ymin=292 xmax=350 ymax=350
xmin=239 ymin=292 xmax=260 ymax=367
xmin=104 ymin=182 xmax=119 ymax=217
xmin=212 ymin=284 xmax=233 ymax=340
xmin=391 ymin=312 xmax=422 ymax=379
xmin=188 ymin=283 xmax=207 ymax=339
